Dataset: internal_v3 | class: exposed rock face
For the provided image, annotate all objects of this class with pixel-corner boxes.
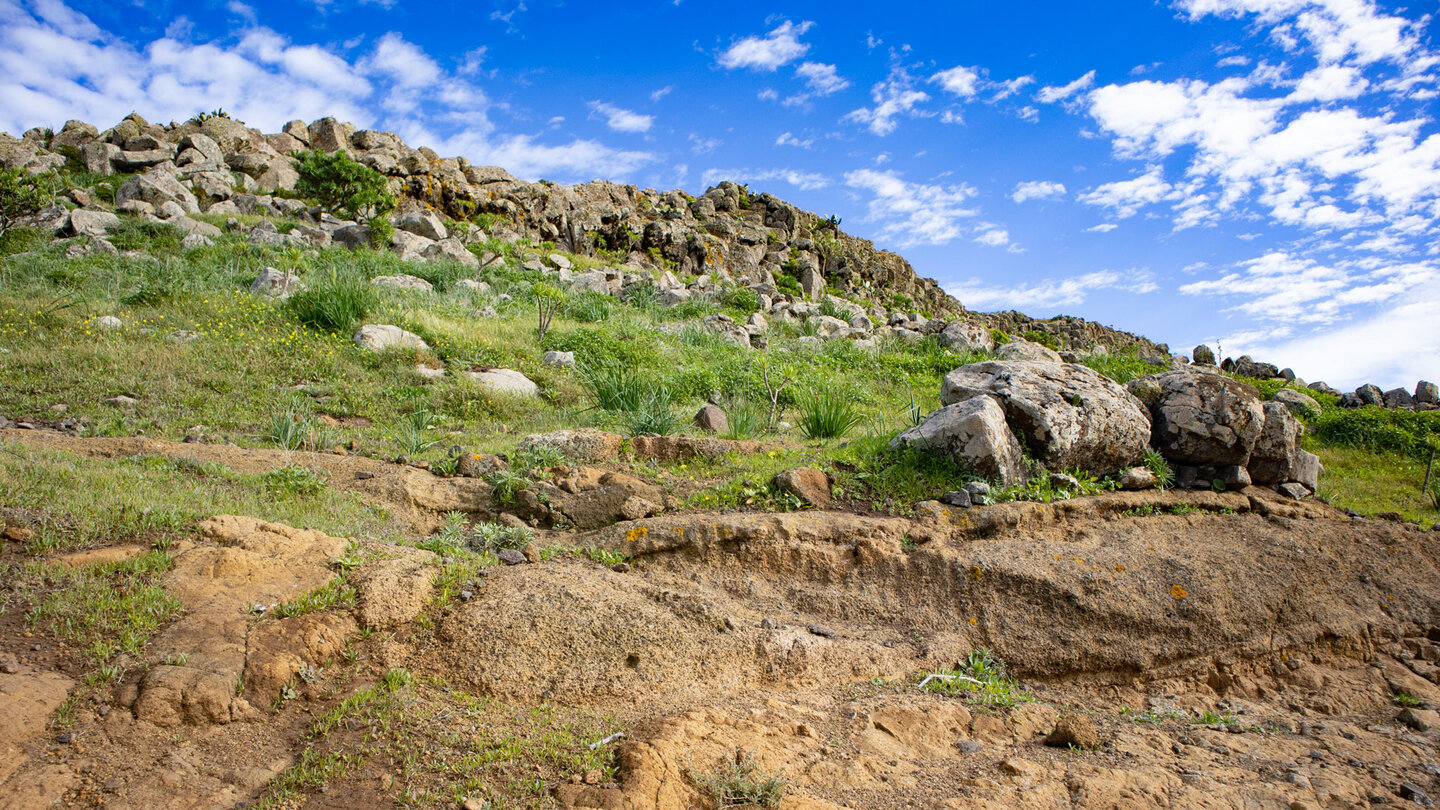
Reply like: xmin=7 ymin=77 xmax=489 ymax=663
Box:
xmin=890 ymin=397 xmax=1027 ymax=485
xmin=1132 ymin=371 xmax=1265 ymax=468
xmin=941 ymin=361 xmax=1151 ymax=476
xmin=994 ymin=339 xmax=1062 ymax=363
xmin=518 ymin=429 xmax=625 ymax=463
xmin=1248 ymin=402 xmax=1303 ymax=486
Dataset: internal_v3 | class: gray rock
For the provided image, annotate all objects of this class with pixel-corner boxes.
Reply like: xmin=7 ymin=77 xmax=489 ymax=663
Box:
xmin=496 ymin=548 xmax=527 ymax=566
xmin=1218 ymin=465 xmax=1251 ymax=490
xmin=1119 ymin=466 xmax=1158 ymax=490
xmin=963 ymin=481 xmax=991 ymax=498
xmin=116 ymin=168 xmax=200 ymax=214
xmin=1307 ymin=381 xmax=1341 ymax=397
xmin=937 ymin=321 xmax=995 ymax=353
xmin=1192 ymin=344 xmax=1216 ymax=365
xmin=1233 ymin=356 xmax=1280 ymax=379
xmin=421 ymin=238 xmax=480 ymax=267
xmin=371 ymin=274 xmax=434 ymax=292
xmin=800 ymin=265 xmax=824 ymax=299
xmin=180 ymin=233 xmax=212 ymax=250
xmin=542 ymin=350 xmax=575 ymax=369
xmin=1291 ymin=449 xmax=1322 ymax=492
xmin=995 ymin=339 xmax=1063 ymax=363
xmin=250 ymin=267 xmax=303 ymax=298
xmin=94 ymin=315 xmax=123 ymax=330
xmin=1249 ymin=402 xmax=1303 ymax=486
xmin=891 ymin=396 xmax=1028 ymax=486
xmin=942 ymin=361 xmax=1152 ymax=476
xmin=353 ymin=325 xmax=428 ymax=352
xmin=81 ymin=141 xmax=120 ymax=175
xmin=1417 ymin=381 xmax=1439 ymax=406
xmin=391 ymin=229 xmax=435 ymax=261
xmin=1134 ymin=371 xmax=1265 ymax=467
xmin=1277 ymin=482 xmax=1311 ymax=500
xmin=333 ymin=224 xmax=372 ymax=250
xmin=1272 ymin=388 xmax=1320 ymax=417
xmin=693 ymin=404 xmax=729 ymax=434
xmin=396 ymin=210 xmax=449 ymax=241
xmin=463 ymin=368 xmax=539 ymax=397
xmin=103 ymin=395 xmax=138 ymax=407
xmin=942 ymin=489 xmax=972 ymax=508
xmin=812 ymin=315 xmax=849 ymax=339
xmin=1355 ymin=384 xmax=1384 ymax=407
xmin=67 ymin=209 xmax=118 ymax=237
xmin=1383 ymin=387 xmax=1414 ymax=409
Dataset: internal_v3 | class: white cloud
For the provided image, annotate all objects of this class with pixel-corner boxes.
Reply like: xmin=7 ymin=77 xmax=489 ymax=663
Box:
xmin=226 ymin=1 xmax=257 ymax=25
xmin=587 ymin=100 xmax=652 ymax=133
xmin=843 ymin=168 xmax=979 ymax=247
xmin=1216 ymin=54 xmax=1250 ymax=67
xmin=688 ymin=133 xmax=721 ymax=153
xmin=649 ymin=85 xmax=674 ymax=102
xmin=1011 ymin=180 xmax=1067 ymax=203
xmin=1287 ymin=64 xmax=1368 ymax=102
xmin=775 ymin=131 xmax=813 ymax=148
xmin=948 ymin=269 xmax=1156 ymax=311
xmin=1036 ymin=70 xmax=1096 ymax=103
xmin=1087 ymin=223 xmax=1120 ymax=232
xmin=718 ymin=20 xmax=813 ymax=71
xmin=794 ymin=62 xmax=848 ymax=95
xmin=1078 ymin=167 xmax=1174 ymax=218
xmin=1175 ymin=0 xmax=1426 ymax=67
xmin=845 ymin=67 xmax=931 ymax=136
xmin=990 ymin=75 xmax=1034 ymax=100
xmin=0 ymin=0 xmax=657 ymax=183
xmin=931 ymin=65 xmax=981 ymax=98
xmin=700 ymin=167 xmax=828 ymax=191
xmin=973 ymin=226 xmax=1011 ymax=247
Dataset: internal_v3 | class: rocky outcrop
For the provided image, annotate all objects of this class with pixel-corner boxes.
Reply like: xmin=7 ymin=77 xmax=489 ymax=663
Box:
xmin=940 ymin=361 xmax=1152 ymax=476
xmin=1130 ymin=371 xmax=1265 ymax=468
xmin=891 ymin=397 xmax=1027 ymax=485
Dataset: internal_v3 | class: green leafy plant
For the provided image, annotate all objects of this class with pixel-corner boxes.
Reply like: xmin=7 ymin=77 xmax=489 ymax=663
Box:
xmin=1143 ymin=448 xmax=1175 ymax=490
xmin=626 ymin=388 xmax=681 ymax=436
xmin=797 ymin=389 xmax=863 ymax=439
xmin=919 ymin=648 xmax=1029 ymax=707
xmin=287 ymin=270 xmax=377 ymax=334
xmin=260 ymin=465 xmax=328 ymax=498
xmin=266 ymin=404 xmax=314 ymax=450
xmin=721 ymin=396 xmax=767 ymax=440
xmin=292 ymin=149 xmax=394 ymax=222
xmin=535 ymin=282 xmax=564 ymax=341
xmin=0 ymin=167 xmax=51 ymax=239
xmin=469 ymin=521 xmax=533 ymax=553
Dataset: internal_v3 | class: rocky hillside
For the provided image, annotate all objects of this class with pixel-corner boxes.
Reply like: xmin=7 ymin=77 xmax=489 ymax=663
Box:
xmin=0 ymin=113 xmax=1173 ymax=356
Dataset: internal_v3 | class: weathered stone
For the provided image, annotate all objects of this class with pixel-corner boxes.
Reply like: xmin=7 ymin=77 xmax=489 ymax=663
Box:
xmin=1119 ymin=466 xmax=1158 ymax=490
xmin=693 ymin=404 xmax=729 ymax=434
xmin=1249 ymin=402 xmax=1303 ymax=486
xmin=941 ymin=361 xmax=1151 ymax=476
xmin=1291 ymin=449 xmax=1322 ymax=492
xmin=1192 ymin=344 xmax=1216 ymax=365
xmin=1417 ymin=381 xmax=1439 ymax=406
xmin=1272 ymin=388 xmax=1320 ymax=417
xmin=371 ymin=274 xmax=434 ymax=292
xmin=1134 ymin=371 xmax=1265 ymax=467
xmin=773 ymin=467 xmax=831 ymax=508
xmin=995 ymin=339 xmax=1062 ymax=363
xmin=542 ymin=350 xmax=575 ymax=368
xmin=891 ymin=397 xmax=1027 ymax=486
xmin=396 ymin=210 xmax=449 ymax=241
xmin=353 ymin=325 xmax=428 ymax=352
xmin=518 ymin=429 xmax=623 ymax=463
xmin=67 ymin=209 xmax=118 ymax=237
xmin=115 ymin=168 xmax=200 ymax=214
xmin=1355 ymin=384 xmax=1384 ymax=407
xmin=421 ymin=238 xmax=480 ymax=267
xmin=937 ymin=321 xmax=995 ymax=353
xmin=463 ymin=368 xmax=539 ymax=397
xmin=250 ymin=268 xmax=303 ymax=298
xmin=390 ymin=229 xmax=435 ymax=261
xmin=1383 ymin=387 xmax=1414 ymax=409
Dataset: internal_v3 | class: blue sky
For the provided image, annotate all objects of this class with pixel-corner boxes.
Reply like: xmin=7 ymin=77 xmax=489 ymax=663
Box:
xmin=1 ymin=0 xmax=1437 ymax=390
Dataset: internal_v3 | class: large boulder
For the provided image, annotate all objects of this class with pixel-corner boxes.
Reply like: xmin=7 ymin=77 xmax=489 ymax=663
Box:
xmin=936 ymin=321 xmax=995 ymax=353
xmin=1272 ymin=388 xmax=1320 ymax=418
xmin=995 ymin=339 xmax=1062 ymax=363
xmin=396 ymin=210 xmax=449 ymax=241
xmin=115 ymin=167 xmax=200 ymax=214
xmin=940 ymin=361 xmax=1151 ymax=475
xmin=1192 ymin=344 xmax=1216 ymax=365
xmin=67 ymin=209 xmax=118 ymax=237
xmin=463 ymin=368 xmax=539 ymax=398
xmin=1132 ymin=371 xmax=1265 ymax=467
xmin=890 ymin=396 xmax=1027 ymax=485
xmin=1417 ymin=381 xmax=1439 ymax=406
xmin=1383 ymin=388 xmax=1414 ymax=409
xmin=1248 ymin=402 xmax=1303 ymax=486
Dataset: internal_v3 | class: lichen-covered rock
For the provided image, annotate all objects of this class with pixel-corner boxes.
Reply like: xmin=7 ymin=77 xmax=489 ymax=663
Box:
xmin=1248 ymin=401 xmax=1302 ymax=486
xmin=353 ymin=324 xmax=428 ymax=352
xmin=773 ymin=467 xmax=831 ymax=508
xmin=890 ymin=397 xmax=1027 ymax=485
xmin=518 ymin=429 xmax=624 ymax=463
xmin=463 ymin=368 xmax=539 ymax=397
xmin=995 ymin=339 xmax=1061 ymax=363
xmin=1133 ymin=371 xmax=1265 ymax=467
xmin=941 ymin=361 xmax=1151 ymax=476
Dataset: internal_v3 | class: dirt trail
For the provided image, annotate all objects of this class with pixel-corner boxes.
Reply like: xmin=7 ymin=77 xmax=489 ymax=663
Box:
xmin=1 ymin=429 xmax=1438 ymax=809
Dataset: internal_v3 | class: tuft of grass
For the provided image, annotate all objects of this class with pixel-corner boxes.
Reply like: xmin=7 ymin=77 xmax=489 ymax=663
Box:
xmin=797 ymin=389 xmax=863 ymax=439
xmin=625 ymin=388 xmax=681 ymax=436
xmin=287 ymin=270 xmax=377 ymax=334
xmin=271 ymin=576 xmax=356 ymax=618
xmin=469 ymin=521 xmax=533 ymax=553
xmin=265 ymin=403 xmax=314 ymax=450
xmin=260 ymin=465 xmax=329 ymax=498
xmin=23 ymin=551 xmax=183 ymax=668
xmin=720 ymin=396 xmax=767 ymax=440
xmin=689 ymin=752 xmax=788 ymax=809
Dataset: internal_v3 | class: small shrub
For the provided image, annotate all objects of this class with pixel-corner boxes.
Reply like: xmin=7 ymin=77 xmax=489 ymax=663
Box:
xmin=107 ymin=219 xmax=183 ymax=255
xmin=260 ymin=466 xmax=328 ymax=498
xmin=775 ymin=274 xmax=802 ymax=297
xmin=287 ymin=271 xmax=377 ymax=333
xmin=797 ymin=389 xmax=863 ymax=439
xmin=721 ymin=396 xmax=767 ymax=440
xmin=1143 ymin=448 xmax=1175 ymax=490
xmin=626 ymin=389 xmax=681 ymax=436
xmin=920 ymin=648 xmax=1029 ymax=707
xmin=266 ymin=405 xmax=314 ymax=450
xmin=989 ymin=328 xmax=1010 ymax=345
xmin=469 ymin=522 xmax=532 ymax=553
xmin=565 ymin=291 xmax=613 ymax=322
xmin=719 ymin=285 xmax=760 ymax=316
xmin=292 ymin=149 xmax=394 ymax=222
xmin=689 ymin=752 xmax=787 ymax=809
xmin=585 ymin=365 xmax=655 ymax=412
xmin=488 ymin=468 xmax=530 ymax=505
xmin=0 ymin=167 xmax=50 ymax=239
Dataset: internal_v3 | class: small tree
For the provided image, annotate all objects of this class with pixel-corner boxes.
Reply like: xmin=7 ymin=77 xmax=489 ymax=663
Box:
xmin=292 ymin=150 xmax=394 ymax=223
xmin=0 ymin=168 xmax=51 ymax=240
xmin=535 ymin=282 xmax=564 ymax=341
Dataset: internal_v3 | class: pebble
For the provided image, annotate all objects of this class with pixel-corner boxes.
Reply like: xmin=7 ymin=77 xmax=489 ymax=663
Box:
xmin=497 ymin=548 xmax=527 ymax=565
xmin=611 ymin=563 xmax=631 ymax=573
xmin=458 ymin=590 xmax=473 ymax=602
xmin=807 ymin=624 xmax=837 ymax=638
xmin=355 ymin=471 xmax=376 ymax=480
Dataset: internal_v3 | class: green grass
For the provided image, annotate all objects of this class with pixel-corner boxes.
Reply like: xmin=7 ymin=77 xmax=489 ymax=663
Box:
xmin=1312 ymin=443 xmax=1438 ymax=527
xmin=797 ymin=388 xmax=864 ymax=439
xmin=21 ymin=550 xmax=183 ymax=668
xmin=919 ymin=648 xmax=1030 ymax=708
xmin=287 ymin=269 xmax=378 ymax=334
xmin=0 ymin=443 xmax=402 ymax=554
xmin=271 ymin=576 xmax=356 ymax=618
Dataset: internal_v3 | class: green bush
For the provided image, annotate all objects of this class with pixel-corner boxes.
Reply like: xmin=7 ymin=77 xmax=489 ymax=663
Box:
xmin=0 ymin=168 xmax=50 ymax=238
xmin=107 ymin=219 xmax=183 ymax=255
xmin=798 ymin=389 xmax=863 ymax=439
xmin=625 ymin=388 xmax=681 ymax=436
xmin=292 ymin=149 xmax=394 ymax=222
xmin=1312 ymin=408 xmax=1440 ymax=457
xmin=719 ymin=285 xmax=760 ymax=316
xmin=1021 ymin=330 xmax=1061 ymax=351
xmin=989 ymin=328 xmax=1010 ymax=345
xmin=287 ymin=271 xmax=377 ymax=334
xmin=1143 ymin=448 xmax=1174 ymax=490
